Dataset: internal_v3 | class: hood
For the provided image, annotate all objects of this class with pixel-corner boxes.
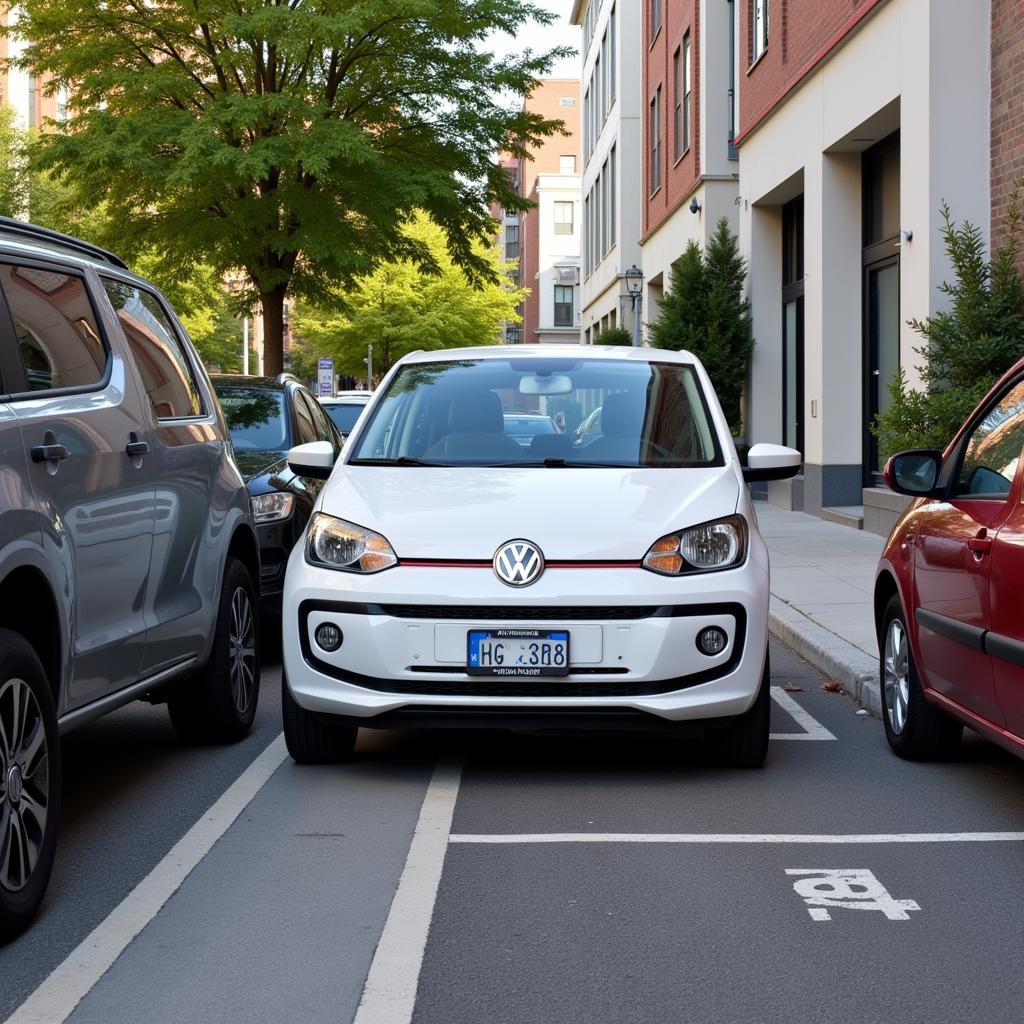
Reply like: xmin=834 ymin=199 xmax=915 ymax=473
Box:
xmin=233 ymin=449 xmax=290 ymax=485
xmin=320 ymin=465 xmax=741 ymax=560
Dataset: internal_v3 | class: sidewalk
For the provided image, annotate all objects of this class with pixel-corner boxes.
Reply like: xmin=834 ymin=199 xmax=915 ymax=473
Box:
xmin=754 ymin=502 xmax=884 ymax=714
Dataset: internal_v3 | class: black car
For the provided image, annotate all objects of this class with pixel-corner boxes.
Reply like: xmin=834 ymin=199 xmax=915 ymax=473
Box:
xmin=212 ymin=374 xmax=342 ymax=610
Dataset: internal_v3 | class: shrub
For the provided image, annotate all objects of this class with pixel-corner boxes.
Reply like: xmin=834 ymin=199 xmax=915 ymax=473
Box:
xmin=594 ymin=326 xmax=633 ymax=346
xmin=874 ymin=197 xmax=1024 ymax=459
xmin=648 ymin=218 xmax=753 ymax=432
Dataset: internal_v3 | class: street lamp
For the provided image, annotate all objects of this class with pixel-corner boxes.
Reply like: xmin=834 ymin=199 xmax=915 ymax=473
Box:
xmin=624 ymin=265 xmax=643 ymax=348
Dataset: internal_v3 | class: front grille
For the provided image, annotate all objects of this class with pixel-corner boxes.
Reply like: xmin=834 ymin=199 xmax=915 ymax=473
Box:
xmin=349 ymin=678 xmax=699 ymax=698
xmin=377 ymin=604 xmax=659 ymax=621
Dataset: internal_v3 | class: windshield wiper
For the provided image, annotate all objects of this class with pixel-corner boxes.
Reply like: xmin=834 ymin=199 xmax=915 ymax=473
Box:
xmin=490 ymin=458 xmax=623 ymax=468
xmin=348 ymin=456 xmax=447 ymax=467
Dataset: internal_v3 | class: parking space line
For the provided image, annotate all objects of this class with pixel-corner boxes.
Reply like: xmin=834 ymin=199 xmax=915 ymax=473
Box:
xmin=353 ymin=759 xmax=463 ymax=1024
xmin=769 ymin=686 xmax=838 ymax=741
xmin=449 ymin=832 xmax=1024 ymax=845
xmin=5 ymin=733 xmax=289 ymax=1024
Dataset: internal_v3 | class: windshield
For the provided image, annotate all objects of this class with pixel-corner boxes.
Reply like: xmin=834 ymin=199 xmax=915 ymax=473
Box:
xmin=349 ymin=358 xmax=722 ymax=468
xmin=215 ymin=387 xmax=288 ymax=451
xmin=325 ymin=403 xmax=366 ymax=433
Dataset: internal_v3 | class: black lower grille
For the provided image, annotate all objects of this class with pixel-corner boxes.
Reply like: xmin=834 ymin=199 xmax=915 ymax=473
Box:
xmin=348 ymin=677 xmax=702 ymax=698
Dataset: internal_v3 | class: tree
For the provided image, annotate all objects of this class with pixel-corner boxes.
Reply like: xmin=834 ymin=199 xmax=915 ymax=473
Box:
xmin=594 ymin=326 xmax=632 ymax=346
xmin=648 ymin=219 xmax=754 ymax=432
xmin=8 ymin=0 xmax=569 ymax=375
xmin=874 ymin=199 xmax=1024 ymax=458
xmin=291 ymin=212 xmax=524 ymax=380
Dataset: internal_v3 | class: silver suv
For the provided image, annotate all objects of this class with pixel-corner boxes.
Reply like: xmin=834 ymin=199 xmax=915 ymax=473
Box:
xmin=0 ymin=219 xmax=260 ymax=940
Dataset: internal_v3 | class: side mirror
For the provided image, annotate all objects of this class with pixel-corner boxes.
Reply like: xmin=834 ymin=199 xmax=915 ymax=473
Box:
xmin=742 ymin=443 xmax=802 ymax=482
xmin=287 ymin=441 xmax=336 ymax=481
xmin=884 ymin=449 xmax=942 ymax=497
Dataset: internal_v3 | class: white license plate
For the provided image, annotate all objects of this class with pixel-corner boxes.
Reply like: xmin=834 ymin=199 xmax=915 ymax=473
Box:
xmin=466 ymin=628 xmax=570 ymax=677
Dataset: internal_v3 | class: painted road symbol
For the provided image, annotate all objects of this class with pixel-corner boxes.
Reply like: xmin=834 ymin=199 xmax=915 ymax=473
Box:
xmin=786 ymin=869 xmax=920 ymax=921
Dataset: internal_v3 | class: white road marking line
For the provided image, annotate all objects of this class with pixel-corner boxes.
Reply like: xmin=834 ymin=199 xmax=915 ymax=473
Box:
xmin=449 ymin=832 xmax=1024 ymax=845
xmin=5 ymin=733 xmax=288 ymax=1024
xmin=353 ymin=760 xmax=462 ymax=1024
xmin=769 ymin=686 xmax=837 ymax=741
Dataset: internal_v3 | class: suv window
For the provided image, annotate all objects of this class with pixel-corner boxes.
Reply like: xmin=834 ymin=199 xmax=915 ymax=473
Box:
xmin=3 ymin=264 xmax=106 ymax=393
xmin=955 ymin=378 xmax=1024 ymax=499
xmin=300 ymin=391 xmax=337 ymax=446
xmin=293 ymin=389 xmax=317 ymax=444
xmin=102 ymin=279 xmax=202 ymax=419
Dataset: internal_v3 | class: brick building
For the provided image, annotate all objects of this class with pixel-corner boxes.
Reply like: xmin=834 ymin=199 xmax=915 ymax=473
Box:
xmin=0 ymin=9 xmax=62 ymax=130
xmin=640 ymin=0 xmax=740 ymax=332
xmin=735 ymin=0 xmax=996 ymax=532
xmin=511 ymin=80 xmax=582 ymax=344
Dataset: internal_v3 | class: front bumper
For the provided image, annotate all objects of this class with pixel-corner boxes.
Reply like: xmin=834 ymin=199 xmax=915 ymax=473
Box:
xmin=282 ymin=548 xmax=770 ymax=727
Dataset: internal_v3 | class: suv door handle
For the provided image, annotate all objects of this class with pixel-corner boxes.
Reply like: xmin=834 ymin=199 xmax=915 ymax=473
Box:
xmin=968 ymin=533 xmax=993 ymax=556
xmin=30 ymin=442 xmax=70 ymax=463
xmin=125 ymin=433 xmax=150 ymax=458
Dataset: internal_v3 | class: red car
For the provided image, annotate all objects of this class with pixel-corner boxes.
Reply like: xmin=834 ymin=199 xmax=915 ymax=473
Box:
xmin=875 ymin=359 xmax=1024 ymax=760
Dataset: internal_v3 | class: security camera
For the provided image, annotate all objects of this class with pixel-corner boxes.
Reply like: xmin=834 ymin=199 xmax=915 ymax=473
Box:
xmin=689 ymin=196 xmax=702 ymax=215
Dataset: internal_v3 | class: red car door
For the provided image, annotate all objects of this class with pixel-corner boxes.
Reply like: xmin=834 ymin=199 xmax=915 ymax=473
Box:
xmin=912 ymin=378 xmax=1024 ymax=726
xmin=989 ymin=471 xmax=1024 ymax=743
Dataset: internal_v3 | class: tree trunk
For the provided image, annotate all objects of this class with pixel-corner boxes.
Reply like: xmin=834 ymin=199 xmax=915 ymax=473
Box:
xmin=260 ymin=287 xmax=287 ymax=376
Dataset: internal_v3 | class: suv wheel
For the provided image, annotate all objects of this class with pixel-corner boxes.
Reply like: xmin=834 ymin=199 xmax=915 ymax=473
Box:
xmin=0 ymin=629 xmax=61 ymax=943
xmin=168 ymin=558 xmax=260 ymax=744
xmin=709 ymin=653 xmax=771 ymax=769
xmin=282 ymin=677 xmax=357 ymax=764
xmin=880 ymin=595 xmax=962 ymax=760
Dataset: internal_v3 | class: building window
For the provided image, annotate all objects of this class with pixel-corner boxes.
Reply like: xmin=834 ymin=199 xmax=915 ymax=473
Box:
xmin=559 ymin=97 xmax=576 ymax=107
xmin=504 ymin=222 xmax=519 ymax=261
xmin=554 ymin=285 xmax=574 ymax=326
xmin=649 ymin=87 xmax=662 ymax=194
xmin=651 ymin=0 xmax=662 ymax=39
xmin=673 ymin=49 xmax=682 ymax=161
xmin=753 ymin=0 xmax=769 ymax=62
xmin=610 ymin=5 xmax=617 ymax=103
xmin=583 ymin=87 xmax=590 ymax=158
xmin=601 ymin=163 xmax=609 ymax=254
xmin=583 ymin=195 xmax=590 ymax=276
xmin=683 ymin=33 xmax=692 ymax=154
xmin=554 ymin=201 xmax=574 ymax=236
xmin=506 ymin=325 xmax=522 ymax=344
xmin=610 ymin=145 xmax=617 ymax=247
xmin=560 ymin=155 xmax=576 ymax=174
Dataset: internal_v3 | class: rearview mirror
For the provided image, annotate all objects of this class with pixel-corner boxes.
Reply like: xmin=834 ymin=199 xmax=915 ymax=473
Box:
xmin=884 ymin=449 xmax=942 ymax=496
xmin=519 ymin=373 xmax=573 ymax=396
xmin=287 ymin=441 xmax=336 ymax=481
xmin=742 ymin=443 xmax=802 ymax=483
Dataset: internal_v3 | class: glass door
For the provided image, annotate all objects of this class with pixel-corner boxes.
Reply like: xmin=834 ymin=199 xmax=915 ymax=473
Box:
xmin=865 ymin=259 xmax=900 ymax=476
xmin=781 ymin=196 xmax=804 ymax=459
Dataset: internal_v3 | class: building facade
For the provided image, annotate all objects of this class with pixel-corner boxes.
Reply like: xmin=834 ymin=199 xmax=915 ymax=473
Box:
xmin=736 ymin=0 xmax=995 ymax=530
xmin=514 ymin=80 xmax=582 ymax=343
xmin=572 ymin=0 xmax=643 ymax=343
xmin=641 ymin=0 xmax=740 ymax=331
xmin=0 ymin=10 xmax=62 ymax=130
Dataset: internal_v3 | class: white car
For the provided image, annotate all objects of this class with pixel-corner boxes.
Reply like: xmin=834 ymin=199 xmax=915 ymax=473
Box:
xmin=319 ymin=390 xmax=373 ymax=439
xmin=281 ymin=346 xmax=800 ymax=767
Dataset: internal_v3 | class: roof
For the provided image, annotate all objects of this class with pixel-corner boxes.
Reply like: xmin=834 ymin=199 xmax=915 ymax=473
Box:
xmin=0 ymin=216 xmax=130 ymax=271
xmin=397 ymin=345 xmax=698 ymax=365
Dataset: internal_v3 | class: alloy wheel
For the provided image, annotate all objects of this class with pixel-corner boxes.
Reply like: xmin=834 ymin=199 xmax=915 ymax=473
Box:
xmin=228 ymin=587 xmax=257 ymax=715
xmin=0 ymin=677 xmax=49 ymax=892
xmin=884 ymin=618 xmax=910 ymax=735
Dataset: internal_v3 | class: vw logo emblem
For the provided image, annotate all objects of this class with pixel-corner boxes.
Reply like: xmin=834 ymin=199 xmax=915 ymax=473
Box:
xmin=493 ymin=540 xmax=544 ymax=587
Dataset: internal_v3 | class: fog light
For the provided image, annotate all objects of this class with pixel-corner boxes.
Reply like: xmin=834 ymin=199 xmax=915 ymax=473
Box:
xmin=315 ymin=623 xmax=343 ymax=652
xmin=697 ymin=627 xmax=728 ymax=656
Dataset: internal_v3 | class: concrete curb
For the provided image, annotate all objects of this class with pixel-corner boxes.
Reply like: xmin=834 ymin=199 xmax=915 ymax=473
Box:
xmin=768 ymin=596 xmax=882 ymax=716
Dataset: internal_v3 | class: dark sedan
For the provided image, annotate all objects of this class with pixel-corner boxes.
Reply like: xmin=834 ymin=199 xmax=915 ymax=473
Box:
xmin=213 ymin=374 xmax=342 ymax=610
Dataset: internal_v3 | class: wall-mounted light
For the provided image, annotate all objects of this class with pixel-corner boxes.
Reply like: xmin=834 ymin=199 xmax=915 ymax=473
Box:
xmin=689 ymin=196 xmax=702 ymax=215
xmin=900 ymin=229 xmax=913 ymax=244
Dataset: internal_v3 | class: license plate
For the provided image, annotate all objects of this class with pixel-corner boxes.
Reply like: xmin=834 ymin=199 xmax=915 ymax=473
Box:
xmin=466 ymin=628 xmax=570 ymax=677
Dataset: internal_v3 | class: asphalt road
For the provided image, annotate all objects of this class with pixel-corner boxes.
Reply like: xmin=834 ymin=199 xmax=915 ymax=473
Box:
xmin=3 ymin=640 xmax=1024 ymax=1024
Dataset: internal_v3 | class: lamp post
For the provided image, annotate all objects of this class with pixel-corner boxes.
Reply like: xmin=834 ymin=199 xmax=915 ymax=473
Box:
xmin=624 ymin=264 xmax=644 ymax=348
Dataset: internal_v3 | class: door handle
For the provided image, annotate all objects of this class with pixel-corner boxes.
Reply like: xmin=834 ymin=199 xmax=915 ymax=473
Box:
xmin=125 ymin=433 xmax=150 ymax=458
xmin=968 ymin=534 xmax=993 ymax=556
xmin=30 ymin=442 xmax=70 ymax=463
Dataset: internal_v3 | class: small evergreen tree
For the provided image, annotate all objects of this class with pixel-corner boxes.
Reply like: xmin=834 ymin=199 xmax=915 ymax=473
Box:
xmin=648 ymin=219 xmax=753 ymax=432
xmin=874 ymin=198 xmax=1024 ymax=458
xmin=594 ymin=326 xmax=633 ymax=346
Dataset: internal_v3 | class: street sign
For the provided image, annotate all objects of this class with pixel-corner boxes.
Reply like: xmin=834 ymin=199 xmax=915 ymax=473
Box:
xmin=317 ymin=357 xmax=334 ymax=398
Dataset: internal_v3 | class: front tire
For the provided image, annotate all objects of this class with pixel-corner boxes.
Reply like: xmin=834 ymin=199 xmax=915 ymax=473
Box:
xmin=282 ymin=678 xmax=357 ymax=765
xmin=710 ymin=653 xmax=771 ymax=769
xmin=880 ymin=594 xmax=962 ymax=760
xmin=0 ymin=629 xmax=61 ymax=943
xmin=168 ymin=558 xmax=260 ymax=744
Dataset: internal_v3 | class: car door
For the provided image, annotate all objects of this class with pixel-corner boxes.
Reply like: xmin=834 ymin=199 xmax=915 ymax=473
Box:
xmin=100 ymin=276 xmax=224 ymax=676
xmin=912 ymin=379 xmax=1024 ymax=725
xmin=4 ymin=259 xmax=155 ymax=710
xmin=980 ymin=379 xmax=1024 ymax=741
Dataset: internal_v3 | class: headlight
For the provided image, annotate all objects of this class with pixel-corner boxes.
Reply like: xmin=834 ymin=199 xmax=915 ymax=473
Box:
xmin=251 ymin=492 xmax=294 ymax=523
xmin=642 ymin=515 xmax=748 ymax=575
xmin=306 ymin=513 xmax=398 ymax=573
